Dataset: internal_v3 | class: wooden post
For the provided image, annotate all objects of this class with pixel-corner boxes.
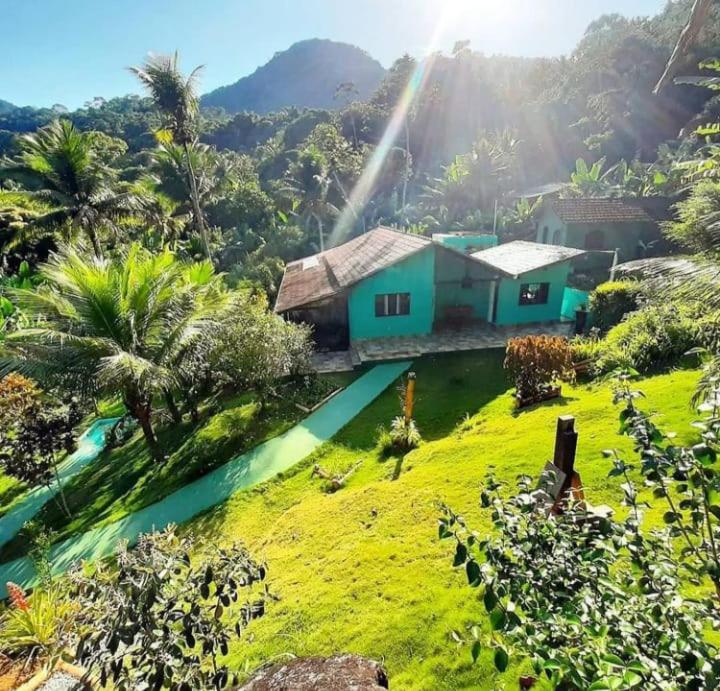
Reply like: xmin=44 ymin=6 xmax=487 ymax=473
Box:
xmin=404 ymin=372 xmax=416 ymax=422
xmin=553 ymin=415 xmax=578 ymax=476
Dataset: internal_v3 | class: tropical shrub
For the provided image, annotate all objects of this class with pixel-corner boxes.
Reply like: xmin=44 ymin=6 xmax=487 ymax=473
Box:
xmin=664 ymin=179 xmax=720 ymax=256
xmin=207 ymin=292 xmax=312 ymax=397
xmin=612 ymin=370 xmax=720 ymax=603
xmin=70 ymin=528 xmax=267 ymax=691
xmin=588 ymin=280 xmax=642 ymax=332
xmin=1 ymin=243 xmax=232 ymax=461
xmin=0 ymin=582 xmax=77 ymax=670
xmin=439 ymin=472 xmax=720 ymax=689
xmin=694 ymin=309 xmax=720 ymax=355
xmin=504 ymin=335 xmax=575 ymax=401
xmin=0 ymin=374 xmax=80 ymax=516
xmin=389 ymin=416 xmax=422 ymax=451
xmin=569 ymin=333 xmax=603 ymax=365
xmin=595 ymin=303 xmax=698 ymax=373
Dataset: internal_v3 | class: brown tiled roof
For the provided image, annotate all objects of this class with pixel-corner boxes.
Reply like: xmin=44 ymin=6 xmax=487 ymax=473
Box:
xmin=472 ymin=241 xmax=586 ymax=277
xmin=274 ymin=227 xmax=431 ymax=312
xmin=549 ymin=198 xmax=654 ymax=224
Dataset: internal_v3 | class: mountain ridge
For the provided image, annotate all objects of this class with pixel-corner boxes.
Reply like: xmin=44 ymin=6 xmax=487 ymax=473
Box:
xmin=201 ymin=38 xmax=385 ymax=114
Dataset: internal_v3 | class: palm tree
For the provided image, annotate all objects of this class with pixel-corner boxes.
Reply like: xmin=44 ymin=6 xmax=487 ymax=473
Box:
xmin=1 ymin=244 xmax=230 ymax=461
xmin=129 ymin=53 xmax=211 ymax=258
xmin=0 ymin=120 xmax=141 ymax=257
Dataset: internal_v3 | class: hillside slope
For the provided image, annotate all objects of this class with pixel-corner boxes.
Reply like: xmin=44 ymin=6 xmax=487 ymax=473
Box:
xmin=0 ymin=99 xmax=16 ymax=114
xmin=187 ymin=352 xmax=702 ymax=689
xmin=201 ymin=39 xmax=385 ymax=114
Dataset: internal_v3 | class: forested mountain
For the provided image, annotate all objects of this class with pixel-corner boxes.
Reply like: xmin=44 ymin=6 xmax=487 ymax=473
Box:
xmin=0 ymin=100 xmax=15 ymax=114
xmin=200 ymin=39 xmax=386 ymax=114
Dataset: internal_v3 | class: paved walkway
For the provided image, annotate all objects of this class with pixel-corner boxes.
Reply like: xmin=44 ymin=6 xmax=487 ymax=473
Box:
xmin=0 ymin=418 xmax=119 ymax=550
xmin=0 ymin=362 xmax=410 ymax=597
xmin=313 ymin=322 xmax=574 ymax=372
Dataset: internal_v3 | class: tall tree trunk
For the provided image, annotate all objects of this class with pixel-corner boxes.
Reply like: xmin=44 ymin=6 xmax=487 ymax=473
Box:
xmin=88 ymin=226 xmax=103 ymax=258
xmin=126 ymin=394 xmax=163 ymax=462
xmin=183 ymin=141 xmax=211 ymax=260
xmin=50 ymin=456 xmax=72 ymax=518
xmin=164 ymin=390 xmax=183 ymax=424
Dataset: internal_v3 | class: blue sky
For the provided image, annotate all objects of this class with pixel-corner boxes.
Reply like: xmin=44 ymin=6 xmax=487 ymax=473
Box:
xmin=3 ymin=0 xmax=668 ymax=109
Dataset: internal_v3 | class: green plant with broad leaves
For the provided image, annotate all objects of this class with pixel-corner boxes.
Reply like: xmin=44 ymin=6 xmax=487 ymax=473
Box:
xmin=69 ymin=527 xmax=268 ymax=691
xmin=610 ymin=368 xmax=720 ymax=600
xmin=440 ymin=470 xmax=719 ymax=689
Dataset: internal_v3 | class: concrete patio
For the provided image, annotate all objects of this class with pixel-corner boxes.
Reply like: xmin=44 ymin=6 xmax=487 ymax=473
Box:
xmin=312 ymin=321 xmax=575 ymax=373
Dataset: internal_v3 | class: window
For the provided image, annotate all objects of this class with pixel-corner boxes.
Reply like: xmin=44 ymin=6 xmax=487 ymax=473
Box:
xmin=375 ymin=292 xmax=410 ymax=317
xmin=552 ymin=229 xmax=563 ymax=245
xmin=519 ymin=282 xmax=549 ymax=306
xmin=541 ymin=226 xmax=549 ymax=243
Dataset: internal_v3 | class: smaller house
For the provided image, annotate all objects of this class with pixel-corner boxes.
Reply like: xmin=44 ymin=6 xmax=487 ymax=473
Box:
xmin=536 ymin=197 xmax=672 ymax=263
xmin=275 ymin=227 xmax=588 ymax=349
xmin=470 ymin=241 xmax=587 ymax=326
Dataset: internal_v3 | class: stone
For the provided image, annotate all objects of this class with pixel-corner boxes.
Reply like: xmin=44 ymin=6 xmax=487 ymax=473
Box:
xmin=238 ymin=654 xmax=389 ymax=690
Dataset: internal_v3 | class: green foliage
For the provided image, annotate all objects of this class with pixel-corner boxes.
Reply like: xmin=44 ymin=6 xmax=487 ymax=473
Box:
xmin=595 ymin=303 xmax=699 ymax=373
xmin=376 ymin=416 xmax=422 ymax=456
xmin=70 ymin=527 xmax=267 ymax=690
xmin=0 ymin=119 xmax=143 ymax=256
xmin=1 ymin=243 xmax=232 ymax=460
xmin=0 ymin=373 xmax=80 ymax=515
xmin=611 ymin=370 xmax=720 ymax=602
xmin=665 ymin=179 xmax=720 ymax=256
xmin=206 ymin=292 xmax=312 ymax=396
xmin=589 ymin=280 xmax=642 ymax=332
xmin=440 ymin=468 xmax=720 ymax=689
xmin=0 ymin=582 xmax=77 ymax=669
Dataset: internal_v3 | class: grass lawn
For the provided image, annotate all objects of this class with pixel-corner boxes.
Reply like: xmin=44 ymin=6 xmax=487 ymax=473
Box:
xmin=181 ymin=350 xmax=703 ymax=690
xmin=0 ymin=373 xmax=353 ymax=562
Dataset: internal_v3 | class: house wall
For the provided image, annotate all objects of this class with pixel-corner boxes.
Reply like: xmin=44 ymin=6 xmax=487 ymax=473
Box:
xmin=536 ymin=208 xmax=659 ymax=263
xmin=564 ymin=222 xmax=654 ymax=263
xmin=434 ymin=247 xmax=494 ymax=321
xmin=348 ymin=247 xmax=435 ymax=340
xmin=536 ymin=208 xmax=566 ymax=245
xmin=494 ymin=263 xmax=570 ymax=326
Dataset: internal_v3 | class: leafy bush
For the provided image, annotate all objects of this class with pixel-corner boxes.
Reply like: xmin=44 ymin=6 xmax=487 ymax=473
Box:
xmin=503 ymin=335 xmax=575 ymax=401
xmin=595 ymin=303 xmax=698 ymax=373
xmin=694 ymin=309 xmax=720 ymax=355
xmin=70 ymin=528 xmax=267 ymax=691
xmin=588 ymin=280 xmax=642 ymax=332
xmin=569 ymin=334 xmax=603 ymax=364
xmin=440 ymin=471 xmax=720 ymax=688
xmin=376 ymin=417 xmax=422 ymax=456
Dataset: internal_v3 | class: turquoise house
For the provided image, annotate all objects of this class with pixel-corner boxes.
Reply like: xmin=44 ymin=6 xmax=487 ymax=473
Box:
xmin=274 ymin=227 xmax=586 ymax=349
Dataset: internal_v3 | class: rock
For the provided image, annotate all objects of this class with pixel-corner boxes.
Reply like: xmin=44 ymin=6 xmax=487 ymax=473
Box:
xmin=239 ymin=654 xmax=389 ymax=690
